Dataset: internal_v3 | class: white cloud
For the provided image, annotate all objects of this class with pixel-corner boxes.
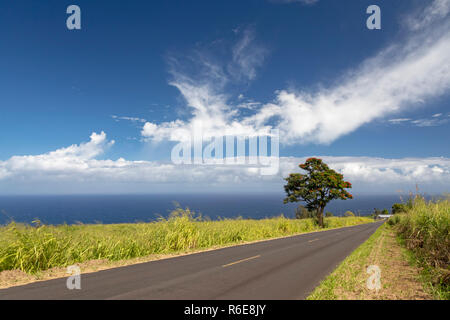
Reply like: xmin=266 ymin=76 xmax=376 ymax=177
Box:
xmin=237 ymin=101 xmax=262 ymax=110
xmin=388 ymin=118 xmax=411 ymax=124
xmin=6 ymin=2 xmax=450 ymax=195
xmin=411 ymin=118 xmax=449 ymax=127
xmin=388 ymin=114 xmax=449 ymax=127
xmin=405 ymin=0 xmax=450 ymax=31
xmin=142 ymin=0 xmax=450 ymax=146
xmin=0 ymin=133 xmax=448 ymax=194
xmin=0 ymin=132 xmax=114 ymax=181
xmin=297 ymin=156 xmax=450 ymax=185
xmin=111 ymin=115 xmax=147 ymax=123
xmin=228 ymin=27 xmax=268 ymax=81
xmin=142 ymin=79 xmax=273 ymax=142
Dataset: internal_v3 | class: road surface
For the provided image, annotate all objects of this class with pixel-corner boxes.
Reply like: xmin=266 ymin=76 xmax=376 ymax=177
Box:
xmin=0 ymin=221 xmax=384 ymax=300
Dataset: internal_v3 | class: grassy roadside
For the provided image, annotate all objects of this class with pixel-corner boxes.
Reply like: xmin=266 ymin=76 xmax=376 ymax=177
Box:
xmin=308 ymin=196 xmax=449 ymax=300
xmin=0 ymin=209 xmax=374 ymax=287
xmin=307 ymin=223 xmax=434 ymax=300
xmin=399 ymin=238 xmax=449 ymax=300
xmin=388 ymin=196 xmax=449 ymax=299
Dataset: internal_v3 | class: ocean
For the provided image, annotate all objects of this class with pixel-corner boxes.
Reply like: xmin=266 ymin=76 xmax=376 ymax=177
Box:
xmin=0 ymin=193 xmax=411 ymax=225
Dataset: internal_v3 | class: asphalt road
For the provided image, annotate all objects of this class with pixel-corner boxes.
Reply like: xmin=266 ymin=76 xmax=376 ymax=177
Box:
xmin=0 ymin=221 xmax=384 ymax=300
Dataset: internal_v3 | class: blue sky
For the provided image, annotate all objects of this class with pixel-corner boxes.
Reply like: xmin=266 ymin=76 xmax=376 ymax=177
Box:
xmin=0 ymin=0 xmax=449 ymax=194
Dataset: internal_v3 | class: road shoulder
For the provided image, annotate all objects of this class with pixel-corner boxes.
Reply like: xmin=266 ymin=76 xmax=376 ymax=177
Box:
xmin=307 ymin=224 xmax=433 ymax=300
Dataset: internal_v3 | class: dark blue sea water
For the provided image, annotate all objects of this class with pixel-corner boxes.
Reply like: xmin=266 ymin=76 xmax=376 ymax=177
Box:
xmin=0 ymin=193 xmax=411 ymax=225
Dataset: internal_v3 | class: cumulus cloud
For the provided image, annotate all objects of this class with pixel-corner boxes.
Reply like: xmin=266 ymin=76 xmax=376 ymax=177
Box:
xmin=0 ymin=132 xmax=114 ymax=181
xmin=285 ymin=156 xmax=450 ymax=186
xmin=0 ymin=133 xmax=448 ymax=194
xmin=142 ymin=0 xmax=450 ymax=145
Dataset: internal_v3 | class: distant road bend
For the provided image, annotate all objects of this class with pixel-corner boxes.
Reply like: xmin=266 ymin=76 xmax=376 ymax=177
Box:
xmin=0 ymin=221 xmax=384 ymax=300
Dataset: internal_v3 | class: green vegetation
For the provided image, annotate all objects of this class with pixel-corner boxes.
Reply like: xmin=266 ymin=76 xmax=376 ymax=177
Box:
xmin=0 ymin=208 xmax=373 ymax=274
xmin=294 ymin=205 xmax=315 ymax=219
xmin=294 ymin=205 xmax=339 ymax=227
xmin=308 ymin=195 xmax=449 ymax=300
xmin=284 ymin=158 xmax=353 ymax=228
xmin=307 ymin=224 xmax=385 ymax=300
xmin=371 ymin=208 xmax=390 ymax=219
xmin=308 ymin=223 xmax=434 ymax=300
xmin=392 ymin=203 xmax=410 ymax=214
xmin=388 ymin=195 xmax=450 ymax=299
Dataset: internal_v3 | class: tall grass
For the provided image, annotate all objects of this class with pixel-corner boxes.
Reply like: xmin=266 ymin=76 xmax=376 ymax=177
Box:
xmin=388 ymin=195 xmax=449 ymax=298
xmin=0 ymin=208 xmax=373 ymax=274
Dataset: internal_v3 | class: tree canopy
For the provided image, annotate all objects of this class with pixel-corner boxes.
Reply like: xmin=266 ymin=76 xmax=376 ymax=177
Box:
xmin=284 ymin=158 xmax=353 ymax=227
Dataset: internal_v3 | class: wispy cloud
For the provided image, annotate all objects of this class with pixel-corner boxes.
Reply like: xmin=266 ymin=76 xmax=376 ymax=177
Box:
xmin=388 ymin=118 xmax=412 ymax=124
xmin=405 ymin=0 xmax=450 ymax=31
xmin=142 ymin=0 xmax=450 ymax=145
xmin=236 ymin=100 xmax=262 ymax=110
xmin=142 ymin=27 xmax=271 ymax=142
xmin=228 ymin=27 xmax=268 ymax=82
xmin=411 ymin=118 xmax=449 ymax=127
xmin=111 ymin=115 xmax=147 ymax=123
xmin=388 ymin=113 xmax=449 ymax=127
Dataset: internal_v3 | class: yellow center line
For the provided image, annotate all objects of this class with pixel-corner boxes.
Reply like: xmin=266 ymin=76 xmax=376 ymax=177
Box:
xmin=222 ymin=255 xmax=261 ymax=267
xmin=308 ymin=238 xmax=320 ymax=243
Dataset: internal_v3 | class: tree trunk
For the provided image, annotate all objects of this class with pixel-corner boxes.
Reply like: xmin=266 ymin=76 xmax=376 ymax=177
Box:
xmin=318 ymin=207 xmax=324 ymax=228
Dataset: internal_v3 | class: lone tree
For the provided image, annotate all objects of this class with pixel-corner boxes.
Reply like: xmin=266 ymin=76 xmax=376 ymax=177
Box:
xmin=284 ymin=158 xmax=353 ymax=228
